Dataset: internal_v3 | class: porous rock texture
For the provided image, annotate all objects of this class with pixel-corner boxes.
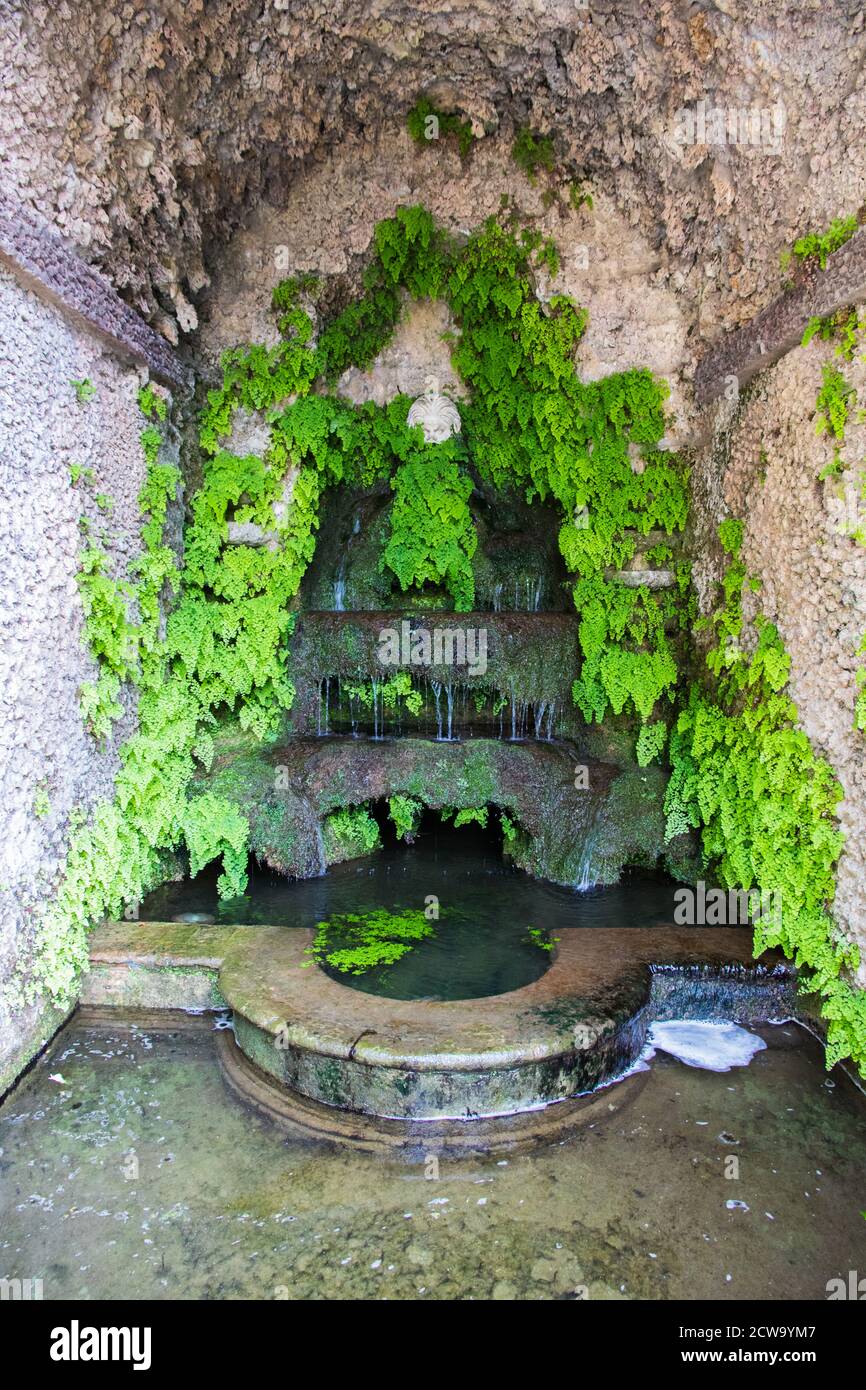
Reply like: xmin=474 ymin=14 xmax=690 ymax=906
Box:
xmin=0 ymin=267 xmax=176 ymax=1092
xmin=3 ymin=0 xmax=866 ymax=347
xmin=199 ymin=127 xmax=694 ymax=440
xmin=200 ymin=735 xmax=671 ymax=890
xmin=693 ymin=333 xmax=866 ymax=981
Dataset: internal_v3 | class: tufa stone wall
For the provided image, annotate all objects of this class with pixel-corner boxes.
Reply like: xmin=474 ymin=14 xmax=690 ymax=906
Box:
xmin=2 ymin=0 xmax=865 ymax=349
xmin=0 ymin=265 xmax=175 ymax=1093
xmin=692 ymin=332 xmax=866 ymax=978
xmin=198 ymin=126 xmax=693 ymax=440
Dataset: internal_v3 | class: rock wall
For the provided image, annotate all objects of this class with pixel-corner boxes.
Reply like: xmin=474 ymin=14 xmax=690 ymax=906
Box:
xmin=3 ymin=0 xmax=866 ymax=1089
xmin=3 ymin=1 xmax=865 ymax=348
xmin=201 ymin=734 xmax=671 ymax=892
xmin=198 ymin=127 xmax=694 ymax=439
xmin=0 ymin=266 xmax=162 ymax=1092
xmin=692 ymin=329 xmax=866 ymax=977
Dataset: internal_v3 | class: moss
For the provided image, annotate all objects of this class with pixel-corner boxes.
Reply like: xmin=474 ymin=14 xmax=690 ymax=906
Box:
xmin=287 ymin=612 xmax=584 ymax=734
xmin=406 ymin=97 xmax=475 ymax=159
xmin=201 ymin=736 xmax=668 ymax=893
xmin=315 ymin=1056 xmax=349 ymax=1107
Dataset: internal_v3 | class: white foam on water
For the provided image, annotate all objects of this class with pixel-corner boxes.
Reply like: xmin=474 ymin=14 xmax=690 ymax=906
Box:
xmin=643 ymin=1020 xmax=767 ymax=1072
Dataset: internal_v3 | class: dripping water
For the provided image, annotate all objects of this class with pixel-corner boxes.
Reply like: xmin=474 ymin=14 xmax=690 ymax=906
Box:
xmin=574 ymin=826 xmax=599 ymax=892
xmin=312 ymin=819 xmax=328 ymax=877
xmin=432 ymin=680 xmax=443 ymax=740
xmin=333 ymin=563 xmax=347 ymax=612
xmin=332 ymin=512 xmax=360 ymax=611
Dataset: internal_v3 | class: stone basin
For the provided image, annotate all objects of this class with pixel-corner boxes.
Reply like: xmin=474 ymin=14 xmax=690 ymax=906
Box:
xmin=84 ymin=919 xmax=795 ymax=1124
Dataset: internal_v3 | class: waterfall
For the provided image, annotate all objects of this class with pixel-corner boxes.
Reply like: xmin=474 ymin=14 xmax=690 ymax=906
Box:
xmin=316 ymin=676 xmax=332 ymax=736
xmin=533 ymin=700 xmax=546 ymax=739
xmin=333 ymin=563 xmax=346 ymax=612
xmin=312 ymin=818 xmax=328 ymax=877
xmin=332 ymin=513 xmax=360 ymax=611
xmin=432 ymin=680 xmax=443 ymax=740
xmin=545 ymin=699 xmax=556 ymax=740
xmin=509 ymin=691 xmax=528 ymax=740
xmin=573 ymin=822 xmax=599 ymax=891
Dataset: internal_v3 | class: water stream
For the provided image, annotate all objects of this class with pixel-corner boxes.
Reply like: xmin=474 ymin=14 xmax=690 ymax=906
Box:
xmin=490 ymin=575 xmax=547 ymax=611
xmin=332 ymin=513 xmax=360 ymax=611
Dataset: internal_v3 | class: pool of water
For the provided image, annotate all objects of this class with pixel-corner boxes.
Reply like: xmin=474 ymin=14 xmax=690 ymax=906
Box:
xmin=317 ymin=910 xmax=552 ymax=1000
xmin=140 ymin=825 xmax=685 ymax=1000
xmin=2 ymin=1020 xmax=863 ymax=1301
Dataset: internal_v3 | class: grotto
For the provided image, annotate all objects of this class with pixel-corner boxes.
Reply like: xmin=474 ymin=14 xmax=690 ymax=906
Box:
xmin=0 ymin=0 xmax=865 ymax=1321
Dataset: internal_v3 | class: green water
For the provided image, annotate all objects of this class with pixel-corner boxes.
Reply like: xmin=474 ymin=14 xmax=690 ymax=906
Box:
xmin=1 ymin=1021 xmax=864 ymax=1301
xmin=316 ymin=908 xmax=552 ymax=1000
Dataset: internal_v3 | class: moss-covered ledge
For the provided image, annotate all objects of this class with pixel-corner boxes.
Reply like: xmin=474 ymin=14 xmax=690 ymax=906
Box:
xmin=82 ymin=920 xmax=248 ymax=1012
xmin=196 ymin=734 xmax=690 ymax=886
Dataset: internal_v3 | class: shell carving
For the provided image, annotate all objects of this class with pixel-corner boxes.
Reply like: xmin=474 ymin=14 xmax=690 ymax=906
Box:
xmin=407 ymin=376 xmax=461 ymax=444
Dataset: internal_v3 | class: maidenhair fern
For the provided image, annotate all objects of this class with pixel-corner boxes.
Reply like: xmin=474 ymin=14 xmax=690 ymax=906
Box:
xmin=388 ymin=794 xmax=423 ymax=842
xmin=784 ymin=214 xmax=858 ymax=271
xmin=665 ymin=522 xmax=863 ymax=1072
xmin=381 ymin=451 xmax=477 ymax=609
xmin=43 ymin=205 xmax=689 ymax=1012
xmin=322 ymin=805 xmax=382 ymax=861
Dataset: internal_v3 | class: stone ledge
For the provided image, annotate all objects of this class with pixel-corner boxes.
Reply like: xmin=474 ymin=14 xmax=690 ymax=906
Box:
xmin=0 ymin=192 xmax=191 ymax=392
xmin=606 ymin=568 xmax=675 ymax=589
xmin=694 ymin=228 xmax=866 ymax=405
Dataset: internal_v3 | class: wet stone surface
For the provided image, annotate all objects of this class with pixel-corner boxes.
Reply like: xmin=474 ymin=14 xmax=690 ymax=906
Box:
xmin=0 ymin=1021 xmax=864 ymax=1301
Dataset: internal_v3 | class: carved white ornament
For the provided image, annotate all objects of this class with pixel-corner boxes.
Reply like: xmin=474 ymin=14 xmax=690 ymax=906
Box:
xmin=407 ymin=375 xmax=461 ymax=443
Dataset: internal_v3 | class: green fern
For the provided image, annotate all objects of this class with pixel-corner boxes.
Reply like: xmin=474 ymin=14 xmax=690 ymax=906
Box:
xmin=665 ymin=523 xmax=863 ymax=1072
